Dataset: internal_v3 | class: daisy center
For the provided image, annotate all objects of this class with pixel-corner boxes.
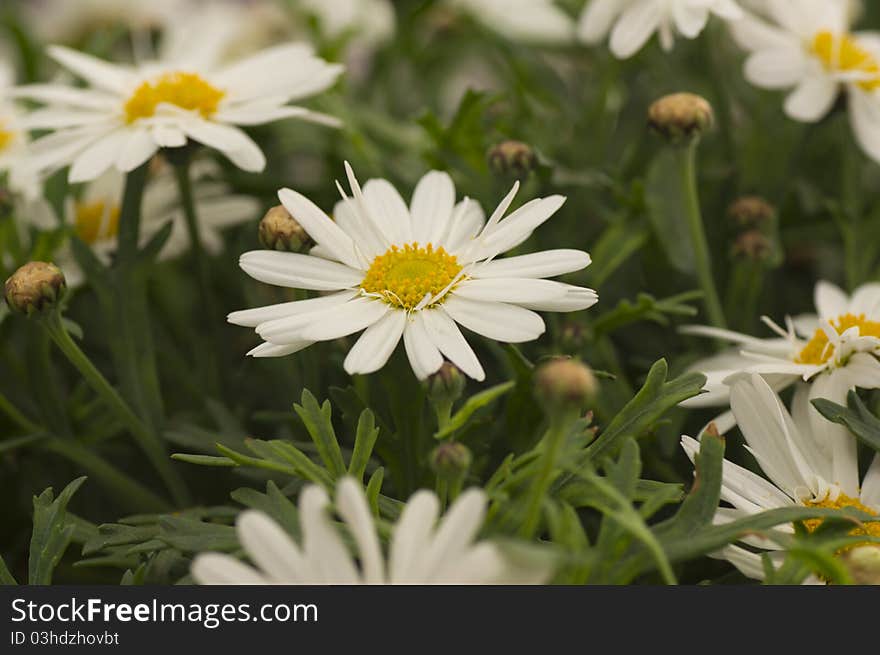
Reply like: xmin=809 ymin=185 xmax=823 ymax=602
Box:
xmin=810 ymin=31 xmax=880 ymax=91
xmin=803 ymin=493 xmax=880 ymax=550
xmin=0 ymin=120 xmax=14 ymax=153
xmin=795 ymin=313 xmax=880 ymax=365
xmin=361 ymin=243 xmax=462 ymax=310
xmin=124 ymin=72 xmax=225 ymax=124
xmin=74 ymin=200 xmax=120 ymax=244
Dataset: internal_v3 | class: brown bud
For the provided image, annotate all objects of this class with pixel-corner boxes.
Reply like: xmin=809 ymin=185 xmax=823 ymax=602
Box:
xmin=258 ymin=205 xmax=311 ymax=252
xmin=727 ymin=196 xmax=776 ymax=229
xmin=731 ymin=229 xmax=773 ymax=262
xmin=4 ymin=261 xmax=66 ymax=315
xmin=534 ymin=357 xmax=598 ymax=412
xmin=427 ymin=361 xmax=466 ymax=404
xmin=430 ymin=441 xmax=472 ymax=481
xmin=648 ymin=93 xmax=714 ymax=142
xmin=488 ymin=140 xmax=538 ymax=178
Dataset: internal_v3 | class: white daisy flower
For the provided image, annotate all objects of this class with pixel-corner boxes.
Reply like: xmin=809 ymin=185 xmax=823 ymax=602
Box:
xmin=681 ymin=373 xmax=880 ymax=582
xmin=191 ymin=477 xmax=552 ymax=584
xmin=577 ymin=0 xmax=743 ymax=58
xmin=683 ymin=280 xmax=880 ymax=490
xmin=228 ymin=164 xmax=597 ymax=381
xmin=13 ymin=39 xmax=344 ymax=183
xmin=31 ymin=159 xmax=259 ymax=287
xmin=0 ymin=62 xmax=38 ymax=200
xmin=729 ymin=0 xmax=880 ymax=162
xmin=450 ymin=0 xmax=576 ymax=44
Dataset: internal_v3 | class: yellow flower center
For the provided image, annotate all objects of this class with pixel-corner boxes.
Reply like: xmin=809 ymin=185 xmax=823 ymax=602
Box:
xmin=795 ymin=313 xmax=880 ymax=365
xmin=810 ymin=31 xmax=880 ymax=91
xmin=361 ymin=243 xmax=463 ymax=310
xmin=74 ymin=200 xmax=120 ymax=244
xmin=124 ymin=72 xmax=225 ymax=124
xmin=803 ymin=493 xmax=880 ymax=551
xmin=0 ymin=119 xmax=14 ymax=153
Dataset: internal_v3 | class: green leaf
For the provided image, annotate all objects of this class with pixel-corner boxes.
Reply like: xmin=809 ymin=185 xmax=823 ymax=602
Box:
xmin=294 ymin=390 xmax=347 ymax=478
xmin=28 ymin=477 xmax=86 ymax=585
xmin=644 ymin=146 xmax=696 ymax=274
xmin=592 ymin=291 xmax=701 ymax=337
xmin=434 ymin=381 xmax=515 ymax=440
xmin=348 ymin=409 xmax=379 ymax=481
xmin=171 ymin=453 xmax=238 ymax=467
xmin=585 ymin=218 xmax=650 ymax=288
xmin=231 ymin=481 xmax=300 ymax=540
xmin=812 ymin=391 xmax=880 ymax=453
xmin=366 ymin=467 xmax=384 ymax=517
xmin=158 ymin=516 xmax=238 ymax=553
xmin=585 ymin=359 xmax=706 ymax=460
xmin=0 ymin=554 xmax=17 ymax=585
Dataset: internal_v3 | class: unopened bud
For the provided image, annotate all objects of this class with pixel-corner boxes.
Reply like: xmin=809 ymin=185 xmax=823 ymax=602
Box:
xmin=727 ymin=196 xmax=776 ymax=230
xmin=559 ymin=322 xmax=586 ymax=351
xmin=488 ymin=140 xmax=538 ymax=178
xmin=4 ymin=261 xmax=66 ymax=315
xmin=259 ymin=205 xmax=311 ymax=252
xmin=427 ymin=361 xmax=466 ymax=405
xmin=648 ymin=93 xmax=713 ymax=142
xmin=430 ymin=442 xmax=472 ymax=481
xmin=842 ymin=545 xmax=880 ymax=585
xmin=731 ymin=229 xmax=773 ymax=262
xmin=534 ymin=357 xmax=598 ymax=412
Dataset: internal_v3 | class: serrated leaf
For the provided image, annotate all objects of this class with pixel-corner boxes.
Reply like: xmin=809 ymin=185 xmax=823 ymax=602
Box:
xmin=812 ymin=391 xmax=880 ymax=453
xmin=0 ymin=554 xmax=17 ymax=585
xmin=434 ymin=381 xmax=515 ymax=439
xmin=294 ymin=390 xmax=346 ymax=478
xmin=348 ymin=409 xmax=379 ymax=481
xmin=28 ymin=476 xmax=86 ymax=585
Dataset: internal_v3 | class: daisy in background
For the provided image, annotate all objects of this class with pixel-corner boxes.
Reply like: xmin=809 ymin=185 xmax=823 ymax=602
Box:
xmin=229 ymin=164 xmax=597 ymax=381
xmin=681 ymin=374 xmax=880 ymax=583
xmin=0 ymin=61 xmax=38 ymax=200
xmin=192 ymin=477 xmax=552 ymax=584
xmin=30 ymin=158 xmax=259 ymax=287
xmin=730 ymin=0 xmax=880 ymax=163
xmin=578 ymin=0 xmax=743 ymax=58
xmin=12 ymin=35 xmax=344 ymax=183
xmin=683 ymin=280 xmax=880 ymax=488
xmin=449 ymin=0 xmax=576 ymax=44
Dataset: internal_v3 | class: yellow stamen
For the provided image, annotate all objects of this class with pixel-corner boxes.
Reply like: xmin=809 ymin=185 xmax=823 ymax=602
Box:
xmin=796 ymin=313 xmax=880 ymax=365
xmin=0 ymin=120 xmax=14 ymax=153
xmin=810 ymin=31 xmax=880 ymax=91
xmin=74 ymin=200 xmax=120 ymax=244
xmin=361 ymin=243 xmax=463 ymax=310
xmin=803 ymin=493 xmax=880 ymax=552
xmin=124 ymin=72 xmax=225 ymax=124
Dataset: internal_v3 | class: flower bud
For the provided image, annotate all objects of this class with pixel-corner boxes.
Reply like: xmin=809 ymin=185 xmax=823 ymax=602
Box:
xmin=430 ymin=441 xmax=472 ymax=482
xmin=426 ymin=361 xmax=466 ymax=406
xmin=648 ymin=93 xmax=713 ymax=143
xmin=842 ymin=545 xmax=880 ymax=585
xmin=258 ymin=205 xmax=311 ymax=252
xmin=727 ymin=196 xmax=776 ymax=230
xmin=4 ymin=261 xmax=66 ymax=315
xmin=731 ymin=229 xmax=773 ymax=262
xmin=488 ymin=140 xmax=538 ymax=178
xmin=559 ymin=322 xmax=586 ymax=352
xmin=533 ymin=357 xmax=598 ymax=412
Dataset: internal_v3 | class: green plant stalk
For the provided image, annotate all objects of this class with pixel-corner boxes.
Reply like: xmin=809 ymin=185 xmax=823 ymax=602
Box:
xmin=41 ymin=311 xmax=188 ymax=505
xmin=0 ymin=390 xmax=39 ymax=433
xmin=171 ymin=155 xmax=221 ymax=395
xmin=519 ymin=413 xmax=576 ymax=538
xmin=42 ymin=439 xmax=169 ymax=513
xmin=725 ymin=261 xmax=762 ymax=333
xmin=678 ymin=142 xmax=726 ymax=329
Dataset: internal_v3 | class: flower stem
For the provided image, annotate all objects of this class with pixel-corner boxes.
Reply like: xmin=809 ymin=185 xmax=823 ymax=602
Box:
xmin=519 ymin=414 xmax=573 ymax=538
xmin=0 ymin=390 xmax=39 ymax=433
xmin=41 ymin=311 xmax=188 ymax=505
xmin=679 ymin=142 xmax=726 ymax=329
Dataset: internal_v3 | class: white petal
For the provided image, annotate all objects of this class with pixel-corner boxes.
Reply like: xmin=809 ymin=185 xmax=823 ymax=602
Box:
xmin=229 ymin=291 xmax=357 ymax=327
xmin=783 ymin=75 xmax=838 ymax=122
xmin=403 ymin=313 xmax=444 ymax=380
xmin=421 ymin=308 xmax=485 ymax=381
xmin=48 ymin=45 xmax=132 ymax=93
xmin=577 ymin=0 xmax=622 ymax=44
xmin=237 ymin=511 xmax=309 ymax=583
xmin=191 ymin=553 xmax=268 ymax=585
xmin=335 ymin=478 xmax=385 ymax=584
xmin=68 ymin=129 xmax=129 ymax=183
xmin=115 ymin=127 xmax=157 ymax=172
xmin=389 ymin=490 xmax=439 ymax=583
xmin=814 ymin=280 xmax=849 ymax=320
xmin=470 ymin=195 xmax=566 ymax=262
xmin=239 ymin=250 xmax=361 ymax=290
xmin=849 ymin=282 xmax=880 ymax=317
xmin=247 ymin=341 xmax=313 ymax=357
xmin=299 ymin=485 xmax=361 ymax=584
xmin=609 ymin=0 xmax=664 ymax=58
xmin=453 ymin=277 xmax=568 ymax=304
xmin=473 ymin=249 xmax=591 ymax=279
xmin=743 ymin=48 xmax=808 ymax=89
xmin=293 ymin=297 xmax=389 ymax=342
xmin=362 ymin=178 xmax=413 ymax=245
xmin=417 ymin=489 xmax=486 ymax=580
xmin=848 ymin=89 xmax=880 ymax=165
xmin=278 ymin=187 xmax=361 ymax=269
xmin=518 ymin=284 xmax=599 ymax=312
xmin=343 ymin=309 xmax=406 ymax=375
xmin=443 ymin=296 xmax=545 ymax=343
xmin=410 ymin=171 xmax=456 ymax=244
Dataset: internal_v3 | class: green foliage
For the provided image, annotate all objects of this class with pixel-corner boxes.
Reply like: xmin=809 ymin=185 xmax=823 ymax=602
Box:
xmin=812 ymin=391 xmax=880 ymax=453
xmin=28 ymin=477 xmax=86 ymax=585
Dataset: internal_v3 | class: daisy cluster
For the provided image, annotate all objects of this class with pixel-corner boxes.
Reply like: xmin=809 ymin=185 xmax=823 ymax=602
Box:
xmin=0 ymin=0 xmax=879 ymax=588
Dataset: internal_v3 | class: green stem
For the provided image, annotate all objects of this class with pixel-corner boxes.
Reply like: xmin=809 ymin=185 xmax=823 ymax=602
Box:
xmin=679 ymin=142 xmax=726 ymax=329
xmin=116 ymin=162 xmax=149 ymax=262
xmin=519 ymin=417 xmax=571 ymax=538
xmin=41 ymin=311 xmax=188 ymax=505
xmin=171 ymin=154 xmax=221 ymax=395
xmin=42 ymin=438 xmax=169 ymax=513
xmin=0 ymin=390 xmax=39 ymax=433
